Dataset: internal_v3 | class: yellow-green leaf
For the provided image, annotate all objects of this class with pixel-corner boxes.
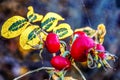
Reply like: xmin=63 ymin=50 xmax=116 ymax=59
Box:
xmin=75 ymin=27 xmax=96 ymax=37
xmin=41 ymin=12 xmax=64 ymax=32
xmin=1 ymin=16 xmax=29 ymax=39
xmin=96 ymin=24 xmax=106 ymax=44
xmin=27 ymin=6 xmax=43 ymax=23
xmin=20 ymin=25 xmax=43 ymax=50
xmin=53 ymin=23 xmax=73 ymax=39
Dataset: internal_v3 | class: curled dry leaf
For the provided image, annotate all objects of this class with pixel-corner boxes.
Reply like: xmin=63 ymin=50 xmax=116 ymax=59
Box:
xmin=96 ymin=24 xmax=106 ymax=44
xmin=27 ymin=6 xmax=43 ymax=23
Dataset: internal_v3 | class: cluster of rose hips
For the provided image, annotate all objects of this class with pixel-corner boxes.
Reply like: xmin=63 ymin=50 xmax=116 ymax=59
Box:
xmin=46 ymin=33 xmax=71 ymax=70
xmin=1 ymin=6 xmax=116 ymax=80
xmin=46 ymin=29 xmax=115 ymax=73
xmin=35 ymin=26 xmax=115 ymax=80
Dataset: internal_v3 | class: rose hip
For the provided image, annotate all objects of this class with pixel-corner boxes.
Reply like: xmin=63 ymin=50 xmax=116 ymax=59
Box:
xmin=50 ymin=56 xmax=71 ymax=70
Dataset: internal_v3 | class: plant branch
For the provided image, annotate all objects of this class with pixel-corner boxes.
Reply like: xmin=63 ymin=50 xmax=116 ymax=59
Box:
xmin=72 ymin=62 xmax=86 ymax=80
xmin=13 ymin=67 xmax=54 ymax=80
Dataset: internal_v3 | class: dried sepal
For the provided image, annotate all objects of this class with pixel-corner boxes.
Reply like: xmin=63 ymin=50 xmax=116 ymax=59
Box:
xmin=86 ymin=49 xmax=116 ymax=70
xmin=96 ymin=24 xmax=106 ymax=44
xmin=87 ymin=53 xmax=97 ymax=69
xmin=105 ymin=53 xmax=116 ymax=61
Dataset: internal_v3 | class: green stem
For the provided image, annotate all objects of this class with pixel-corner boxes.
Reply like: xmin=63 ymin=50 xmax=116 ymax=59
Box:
xmin=60 ymin=73 xmax=64 ymax=80
xmin=39 ymin=49 xmax=43 ymax=61
xmin=41 ymin=29 xmax=48 ymax=35
xmin=49 ymin=71 xmax=55 ymax=80
xmin=55 ymin=71 xmax=65 ymax=80
xmin=72 ymin=62 xmax=86 ymax=80
xmin=63 ymin=70 xmax=68 ymax=76
xmin=62 ymin=51 xmax=70 ymax=57
xmin=13 ymin=67 xmax=54 ymax=80
xmin=72 ymin=35 xmax=78 ymax=44
xmin=60 ymin=41 xmax=67 ymax=47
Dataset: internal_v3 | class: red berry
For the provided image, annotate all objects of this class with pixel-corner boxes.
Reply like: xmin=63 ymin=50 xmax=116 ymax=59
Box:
xmin=98 ymin=52 xmax=106 ymax=60
xmin=50 ymin=56 xmax=71 ymax=70
xmin=70 ymin=36 xmax=95 ymax=62
xmin=96 ymin=44 xmax=105 ymax=52
xmin=46 ymin=33 xmax=60 ymax=53
xmin=96 ymin=44 xmax=106 ymax=59
xmin=73 ymin=31 xmax=87 ymax=38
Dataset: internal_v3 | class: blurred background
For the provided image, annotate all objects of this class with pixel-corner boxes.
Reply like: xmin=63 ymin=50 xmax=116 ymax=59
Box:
xmin=0 ymin=0 xmax=120 ymax=80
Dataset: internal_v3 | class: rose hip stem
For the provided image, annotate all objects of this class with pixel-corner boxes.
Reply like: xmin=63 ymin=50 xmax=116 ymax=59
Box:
xmin=72 ymin=62 xmax=86 ymax=80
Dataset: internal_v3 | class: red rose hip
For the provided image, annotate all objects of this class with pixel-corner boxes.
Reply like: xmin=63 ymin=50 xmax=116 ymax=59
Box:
xmin=96 ymin=44 xmax=105 ymax=52
xmin=96 ymin=44 xmax=106 ymax=59
xmin=73 ymin=31 xmax=87 ymax=37
xmin=46 ymin=33 xmax=60 ymax=53
xmin=50 ymin=56 xmax=71 ymax=70
xmin=70 ymin=36 xmax=95 ymax=62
